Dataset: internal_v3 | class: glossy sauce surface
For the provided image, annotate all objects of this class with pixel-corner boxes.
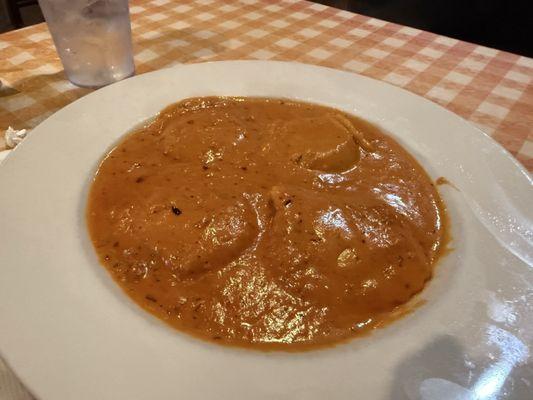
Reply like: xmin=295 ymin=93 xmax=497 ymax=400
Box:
xmin=87 ymin=97 xmax=446 ymax=350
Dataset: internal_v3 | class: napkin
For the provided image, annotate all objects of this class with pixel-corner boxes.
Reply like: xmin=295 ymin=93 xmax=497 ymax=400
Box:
xmin=0 ymin=127 xmax=28 ymax=163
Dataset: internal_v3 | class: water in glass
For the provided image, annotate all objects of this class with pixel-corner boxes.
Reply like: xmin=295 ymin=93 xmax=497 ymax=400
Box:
xmin=38 ymin=0 xmax=135 ymax=88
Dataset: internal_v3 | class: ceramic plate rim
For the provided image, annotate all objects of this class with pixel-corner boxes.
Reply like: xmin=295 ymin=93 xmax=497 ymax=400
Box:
xmin=0 ymin=61 xmax=531 ymax=400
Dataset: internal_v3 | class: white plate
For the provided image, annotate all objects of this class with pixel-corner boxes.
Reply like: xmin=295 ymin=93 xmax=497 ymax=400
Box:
xmin=0 ymin=61 xmax=532 ymax=400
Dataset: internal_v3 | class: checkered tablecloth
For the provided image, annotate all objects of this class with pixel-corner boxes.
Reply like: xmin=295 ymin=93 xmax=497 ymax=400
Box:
xmin=1 ymin=0 xmax=532 ymax=170
xmin=0 ymin=1 xmax=532 ymax=397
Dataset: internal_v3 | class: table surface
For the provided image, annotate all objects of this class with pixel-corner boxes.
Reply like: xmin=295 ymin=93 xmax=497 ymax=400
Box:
xmin=1 ymin=0 xmax=532 ymax=170
xmin=0 ymin=0 xmax=532 ymax=398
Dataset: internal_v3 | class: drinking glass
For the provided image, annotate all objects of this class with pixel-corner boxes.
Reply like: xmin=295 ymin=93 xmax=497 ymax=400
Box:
xmin=38 ymin=0 xmax=135 ymax=88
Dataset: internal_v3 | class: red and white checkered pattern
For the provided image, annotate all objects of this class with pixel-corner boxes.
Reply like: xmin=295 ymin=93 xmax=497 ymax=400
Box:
xmin=0 ymin=0 xmax=532 ymax=397
xmin=0 ymin=0 xmax=532 ymax=170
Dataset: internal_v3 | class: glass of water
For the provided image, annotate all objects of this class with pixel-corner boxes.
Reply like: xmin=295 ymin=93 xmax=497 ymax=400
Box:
xmin=38 ymin=0 xmax=135 ymax=88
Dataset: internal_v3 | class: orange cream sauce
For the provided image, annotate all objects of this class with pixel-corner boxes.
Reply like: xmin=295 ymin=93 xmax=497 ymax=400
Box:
xmin=87 ymin=97 xmax=447 ymax=350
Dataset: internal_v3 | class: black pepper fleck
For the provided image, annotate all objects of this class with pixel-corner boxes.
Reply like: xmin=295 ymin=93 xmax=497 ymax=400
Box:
xmin=171 ymin=206 xmax=182 ymax=216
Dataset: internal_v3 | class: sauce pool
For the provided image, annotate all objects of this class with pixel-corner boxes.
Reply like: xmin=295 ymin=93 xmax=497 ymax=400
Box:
xmin=87 ymin=97 xmax=448 ymax=350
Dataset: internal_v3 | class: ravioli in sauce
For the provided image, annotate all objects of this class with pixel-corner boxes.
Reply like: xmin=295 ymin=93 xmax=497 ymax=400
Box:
xmin=87 ymin=97 xmax=447 ymax=350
